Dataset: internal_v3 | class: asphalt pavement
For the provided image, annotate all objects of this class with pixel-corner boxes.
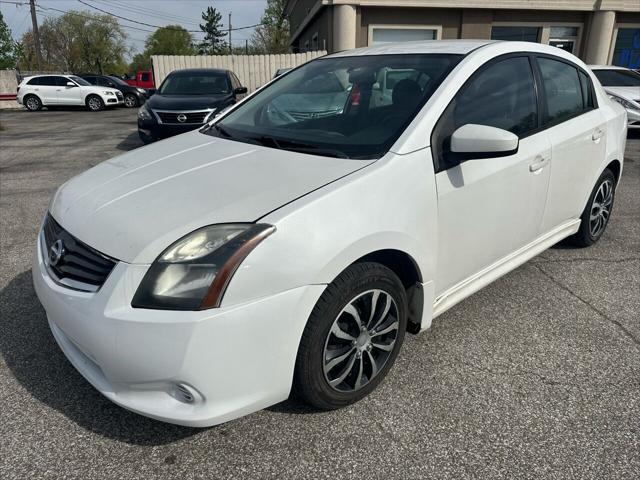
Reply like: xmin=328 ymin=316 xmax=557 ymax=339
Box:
xmin=0 ymin=108 xmax=638 ymax=479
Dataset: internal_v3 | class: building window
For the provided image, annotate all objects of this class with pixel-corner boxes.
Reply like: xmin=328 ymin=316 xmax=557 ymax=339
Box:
xmin=312 ymin=33 xmax=319 ymax=51
xmin=304 ymin=40 xmax=309 ymax=52
xmin=369 ymin=25 xmax=441 ymax=46
xmin=491 ymin=26 xmax=540 ymax=42
xmin=549 ymin=26 xmax=579 ymax=54
xmin=611 ymin=27 xmax=640 ymax=69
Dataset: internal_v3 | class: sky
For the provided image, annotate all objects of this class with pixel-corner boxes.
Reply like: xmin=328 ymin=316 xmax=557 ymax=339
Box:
xmin=1 ymin=0 xmax=268 ymax=57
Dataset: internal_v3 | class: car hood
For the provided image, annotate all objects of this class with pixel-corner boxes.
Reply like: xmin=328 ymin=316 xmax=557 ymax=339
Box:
xmin=605 ymin=86 xmax=640 ymax=102
xmin=51 ymin=130 xmax=374 ymax=264
xmin=147 ymin=94 xmax=232 ymax=110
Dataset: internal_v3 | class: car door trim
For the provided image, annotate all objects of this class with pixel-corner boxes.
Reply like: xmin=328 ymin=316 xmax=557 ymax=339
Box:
xmin=432 ymin=218 xmax=580 ymax=318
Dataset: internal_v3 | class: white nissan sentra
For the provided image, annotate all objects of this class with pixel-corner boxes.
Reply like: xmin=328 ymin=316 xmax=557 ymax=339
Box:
xmin=33 ymin=41 xmax=627 ymax=427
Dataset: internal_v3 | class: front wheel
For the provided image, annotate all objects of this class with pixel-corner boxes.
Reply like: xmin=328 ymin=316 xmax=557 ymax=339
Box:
xmin=86 ymin=95 xmax=104 ymax=112
xmin=294 ymin=262 xmax=407 ymax=410
xmin=124 ymin=93 xmax=138 ymax=108
xmin=568 ymin=168 xmax=616 ymax=247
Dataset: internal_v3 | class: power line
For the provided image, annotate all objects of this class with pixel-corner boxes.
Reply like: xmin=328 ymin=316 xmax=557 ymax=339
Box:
xmin=76 ymin=0 xmax=262 ymax=33
xmin=98 ymin=0 xmax=201 ymax=26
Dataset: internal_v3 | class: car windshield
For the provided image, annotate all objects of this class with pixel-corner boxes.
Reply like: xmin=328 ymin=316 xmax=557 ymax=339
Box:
xmin=69 ymin=76 xmax=91 ymax=86
xmin=158 ymin=72 xmax=230 ymax=95
xmin=206 ymin=54 xmax=462 ymax=159
xmin=107 ymin=76 xmax=129 ymax=86
xmin=593 ymin=69 xmax=640 ymax=87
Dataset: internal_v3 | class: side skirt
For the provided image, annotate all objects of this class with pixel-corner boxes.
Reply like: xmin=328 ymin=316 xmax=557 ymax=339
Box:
xmin=429 ymin=219 xmax=581 ymax=322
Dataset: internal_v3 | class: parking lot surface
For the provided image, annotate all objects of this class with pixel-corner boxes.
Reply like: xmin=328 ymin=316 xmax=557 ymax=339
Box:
xmin=0 ymin=108 xmax=638 ymax=479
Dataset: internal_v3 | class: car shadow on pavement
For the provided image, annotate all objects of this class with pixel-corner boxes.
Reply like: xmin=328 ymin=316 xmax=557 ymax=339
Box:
xmin=116 ymin=131 xmax=144 ymax=152
xmin=0 ymin=270 xmax=202 ymax=445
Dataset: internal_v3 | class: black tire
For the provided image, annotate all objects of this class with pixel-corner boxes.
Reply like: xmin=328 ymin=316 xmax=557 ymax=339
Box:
xmin=86 ymin=95 xmax=104 ymax=112
xmin=294 ymin=262 xmax=407 ymax=410
xmin=124 ymin=93 xmax=138 ymax=108
xmin=138 ymin=130 xmax=156 ymax=145
xmin=24 ymin=95 xmax=42 ymax=111
xmin=568 ymin=168 xmax=616 ymax=247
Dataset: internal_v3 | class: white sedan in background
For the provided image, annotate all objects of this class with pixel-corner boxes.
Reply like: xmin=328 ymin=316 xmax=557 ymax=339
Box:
xmin=33 ymin=40 xmax=627 ymax=427
xmin=590 ymin=65 xmax=640 ymax=129
xmin=17 ymin=74 xmax=124 ymax=111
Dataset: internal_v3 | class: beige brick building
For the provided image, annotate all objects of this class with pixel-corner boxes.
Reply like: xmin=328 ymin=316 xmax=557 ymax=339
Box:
xmin=285 ymin=0 xmax=640 ymax=68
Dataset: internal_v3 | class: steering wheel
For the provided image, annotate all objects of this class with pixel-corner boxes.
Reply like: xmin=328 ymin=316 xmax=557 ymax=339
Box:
xmin=261 ymin=102 xmax=297 ymax=125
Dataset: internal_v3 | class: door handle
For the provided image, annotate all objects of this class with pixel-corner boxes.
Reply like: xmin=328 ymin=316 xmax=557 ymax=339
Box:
xmin=529 ymin=155 xmax=550 ymax=173
xmin=592 ymin=128 xmax=604 ymax=142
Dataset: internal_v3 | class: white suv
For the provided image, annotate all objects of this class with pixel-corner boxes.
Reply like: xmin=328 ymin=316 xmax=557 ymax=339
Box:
xmin=17 ymin=74 xmax=123 ymax=111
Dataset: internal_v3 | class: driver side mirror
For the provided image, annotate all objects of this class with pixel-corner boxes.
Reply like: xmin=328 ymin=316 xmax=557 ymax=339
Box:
xmin=450 ymin=124 xmax=519 ymax=160
xmin=234 ymin=86 xmax=248 ymax=95
xmin=66 ymin=82 xmax=77 ymax=88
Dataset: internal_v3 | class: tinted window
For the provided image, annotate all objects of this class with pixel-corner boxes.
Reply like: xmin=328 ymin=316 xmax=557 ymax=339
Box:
xmin=208 ymin=54 xmax=462 ymax=159
xmin=578 ymin=71 xmax=593 ymax=109
xmin=158 ymin=72 xmax=231 ymax=95
xmin=38 ymin=76 xmax=59 ymax=86
xmin=83 ymin=76 xmax=97 ymax=85
xmin=141 ymin=72 xmax=150 ymax=82
xmin=491 ymin=26 xmax=540 ymax=42
xmin=27 ymin=77 xmax=41 ymax=85
xmin=431 ymin=56 xmax=538 ymax=172
xmin=592 ymin=69 xmax=640 ymax=87
xmin=538 ymin=57 xmax=584 ymax=124
xmin=68 ymin=75 xmax=91 ymax=86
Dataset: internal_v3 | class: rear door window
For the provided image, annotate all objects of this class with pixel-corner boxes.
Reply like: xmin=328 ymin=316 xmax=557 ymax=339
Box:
xmin=537 ymin=57 xmax=586 ymax=124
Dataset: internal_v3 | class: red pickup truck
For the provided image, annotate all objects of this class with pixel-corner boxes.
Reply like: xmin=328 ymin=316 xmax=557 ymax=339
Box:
xmin=126 ymin=70 xmax=154 ymax=90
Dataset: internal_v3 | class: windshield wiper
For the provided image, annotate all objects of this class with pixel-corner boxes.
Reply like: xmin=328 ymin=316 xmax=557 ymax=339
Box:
xmin=248 ymin=135 xmax=350 ymax=158
xmin=212 ymin=123 xmax=232 ymax=138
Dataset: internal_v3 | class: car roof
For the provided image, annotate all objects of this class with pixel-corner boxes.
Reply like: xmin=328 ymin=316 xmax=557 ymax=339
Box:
xmin=169 ymin=68 xmax=229 ymax=75
xmin=589 ymin=65 xmax=630 ymax=71
xmin=326 ymin=40 xmax=496 ymax=58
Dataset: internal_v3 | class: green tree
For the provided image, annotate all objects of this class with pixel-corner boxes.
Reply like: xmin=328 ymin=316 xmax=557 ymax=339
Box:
xmin=0 ymin=11 xmax=19 ymax=68
xmin=128 ymin=25 xmax=193 ymax=74
xmin=250 ymin=0 xmax=290 ymax=54
xmin=199 ymin=6 xmax=227 ymax=54
xmin=17 ymin=10 xmax=128 ymax=74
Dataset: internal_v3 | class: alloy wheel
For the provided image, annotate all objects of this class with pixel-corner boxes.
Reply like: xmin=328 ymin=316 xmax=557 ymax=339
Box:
xmin=589 ymin=179 xmax=613 ymax=238
xmin=88 ymin=97 xmax=102 ymax=111
xmin=26 ymin=97 xmax=39 ymax=110
xmin=323 ymin=289 xmax=399 ymax=392
xmin=124 ymin=95 xmax=136 ymax=108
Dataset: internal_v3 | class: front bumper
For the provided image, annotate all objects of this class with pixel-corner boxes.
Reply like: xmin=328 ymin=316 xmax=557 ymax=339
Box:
xmin=32 ymin=230 xmax=324 ymax=427
xmin=137 ymin=118 xmax=205 ymax=139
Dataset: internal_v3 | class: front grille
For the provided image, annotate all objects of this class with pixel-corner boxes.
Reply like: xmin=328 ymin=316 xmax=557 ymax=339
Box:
xmin=42 ymin=214 xmax=117 ymax=291
xmin=288 ymin=109 xmax=343 ymax=121
xmin=154 ymin=110 xmax=210 ymax=124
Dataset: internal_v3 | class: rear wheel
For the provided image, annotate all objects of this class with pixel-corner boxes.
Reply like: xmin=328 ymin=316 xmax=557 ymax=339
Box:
xmin=294 ymin=262 xmax=407 ymax=410
xmin=24 ymin=95 xmax=42 ymax=111
xmin=124 ymin=93 xmax=138 ymax=108
xmin=86 ymin=95 xmax=104 ymax=112
xmin=568 ymin=168 xmax=616 ymax=247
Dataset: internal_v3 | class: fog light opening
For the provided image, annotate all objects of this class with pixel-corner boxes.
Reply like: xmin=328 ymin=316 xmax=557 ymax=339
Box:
xmin=171 ymin=383 xmax=199 ymax=404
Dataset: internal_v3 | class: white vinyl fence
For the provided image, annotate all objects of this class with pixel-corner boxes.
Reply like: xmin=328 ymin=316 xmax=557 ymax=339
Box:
xmin=151 ymin=51 xmax=327 ymax=92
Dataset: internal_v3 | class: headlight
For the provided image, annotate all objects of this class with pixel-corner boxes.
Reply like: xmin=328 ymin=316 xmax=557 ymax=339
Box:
xmin=104 ymin=91 xmax=115 ymax=96
xmin=138 ymin=103 xmax=152 ymax=120
xmin=608 ymin=93 xmax=639 ymax=111
xmin=137 ymin=88 xmax=146 ymax=94
xmin=132 ymin=223 xmax=275 ymax=310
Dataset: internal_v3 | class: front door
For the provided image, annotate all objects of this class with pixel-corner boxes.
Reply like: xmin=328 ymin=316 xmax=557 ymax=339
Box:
xmin=432 ymin=55 xmax=552 ymax=295
xmin=56 ymin=77 xmax=83 ymax=105
xmin=37 ymin=76 xmax=60 ymax=104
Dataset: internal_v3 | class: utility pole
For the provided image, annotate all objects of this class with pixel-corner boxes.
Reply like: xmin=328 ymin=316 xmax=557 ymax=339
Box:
xmin=29 ymin=0 xmax=42 ymax=70
xmin=245 ymin=39 xmax=248 ymax=55
xmin=228 ymin=12 xmax=232 ymax=55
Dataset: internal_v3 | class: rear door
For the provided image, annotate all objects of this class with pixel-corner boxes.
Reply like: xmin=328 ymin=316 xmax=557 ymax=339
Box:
xmin=432 ymin=55 xmax=552 ymax=294
xmin=534 ymin=55 xmax=607 ymax=232
xmin=37 ymin=76 xmax=60 ymax=104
